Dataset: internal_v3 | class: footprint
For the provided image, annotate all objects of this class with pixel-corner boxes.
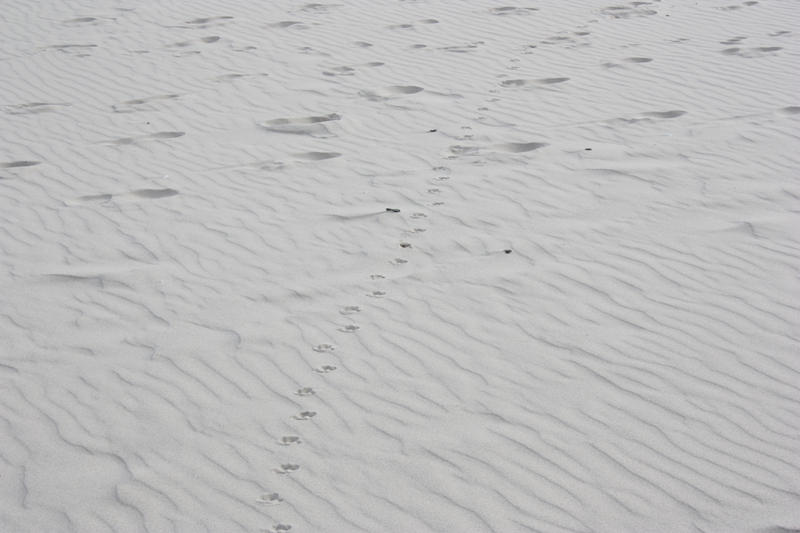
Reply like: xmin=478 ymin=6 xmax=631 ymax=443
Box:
xmin=367 ymin=290 xmax=386 ymax=298
xmin=780 ymin=106 xmax=800 ymax=114
xmin=313 ymin=343 xmax=335 ymax=352
xmin=339 ymin=324 xmax=360 ymax=333
xmin=314 ymin=365 xmax=337 ymax=373
xmin=427 ymin=188 xmax=441 ymax=194
xmin=400 ymin=242 xmax=412 ymax=248
xmin=275 ymin=463 xmax=300 ymax=474
xmin=410 ymin=212 xmax=427 ymax=219
xmin=295 ymin=387 xmax=316 ymax=396
xmin=369 ymin=274 xmax=385 ymax=280
xmin=280 ymin=436 xmax=301 ymax=445
xmin=256 ymin=492 xmax=284 ymax=504
xmin=391 ymin=258 xmax=408 ymax=265
xmin=624 ymin=57 xmax=653 ymax=63
xmin=339 ymin=305 xmax=361 ymax=315
xmin=293 ymin=411 xmax=317 ymax=420
xmin=1 ymin=160 xmax=40 ymax=168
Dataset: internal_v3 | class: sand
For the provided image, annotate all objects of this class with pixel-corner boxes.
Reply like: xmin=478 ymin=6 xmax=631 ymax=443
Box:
xmin=1 ymin=0 xmax=799 ymax=532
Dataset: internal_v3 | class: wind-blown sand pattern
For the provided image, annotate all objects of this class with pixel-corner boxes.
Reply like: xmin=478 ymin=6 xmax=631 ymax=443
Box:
xmin=1 ymin=0 xmax=799 ymax=532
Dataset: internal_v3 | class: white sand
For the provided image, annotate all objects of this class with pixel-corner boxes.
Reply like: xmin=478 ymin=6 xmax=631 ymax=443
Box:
xmin=1 ymin=0 xmax=799 ymax=531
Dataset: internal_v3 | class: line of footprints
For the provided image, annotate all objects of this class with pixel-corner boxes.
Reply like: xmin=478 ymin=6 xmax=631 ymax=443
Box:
xmin=258 ymin=133 xmax=511 ymax=532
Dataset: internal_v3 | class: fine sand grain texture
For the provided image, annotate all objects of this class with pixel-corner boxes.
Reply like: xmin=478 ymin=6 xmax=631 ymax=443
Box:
xmin=1 ymin=0 xmax=799 ymax=532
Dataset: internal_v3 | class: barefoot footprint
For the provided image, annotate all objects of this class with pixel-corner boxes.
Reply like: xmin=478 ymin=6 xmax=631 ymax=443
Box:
xmin=314 ymin=365 xmax=337 ymax=373
xmin=367 ymin=290 xmax=386 ymax=297
xmin=339 ymin=324 xmax=360 ymax=332
xmin=295 ymin=387 xmax=316 ymax=396
xmin=280 ymin=436 xmax=301 ymax=445
xmin=293 ymin=411 xmax=317 ymax=420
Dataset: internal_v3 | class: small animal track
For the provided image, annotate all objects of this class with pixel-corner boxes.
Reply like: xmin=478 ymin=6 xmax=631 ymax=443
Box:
xmin=256 ymin=492 xmax=284 ymax=504
xmin=313 ymin=343 xmax=335 ymax=352
xmin=275 ymin=463 xmax=300 ymax=474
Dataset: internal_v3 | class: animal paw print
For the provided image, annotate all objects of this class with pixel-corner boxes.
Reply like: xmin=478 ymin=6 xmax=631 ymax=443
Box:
xmin=314 ymin=365 xmax=337 ymax=373
xmin=275 ymin=463 xmax=300 ymax=474
xmin=256 ymin=492 xmax=283 ymax=505
xmin=293 ymin=411 xmax=317 ymax=420
xmin=280 ymin=436 xmax=301 ymax=445
xmin=313 ymin=343 xmax=335 ymax=352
